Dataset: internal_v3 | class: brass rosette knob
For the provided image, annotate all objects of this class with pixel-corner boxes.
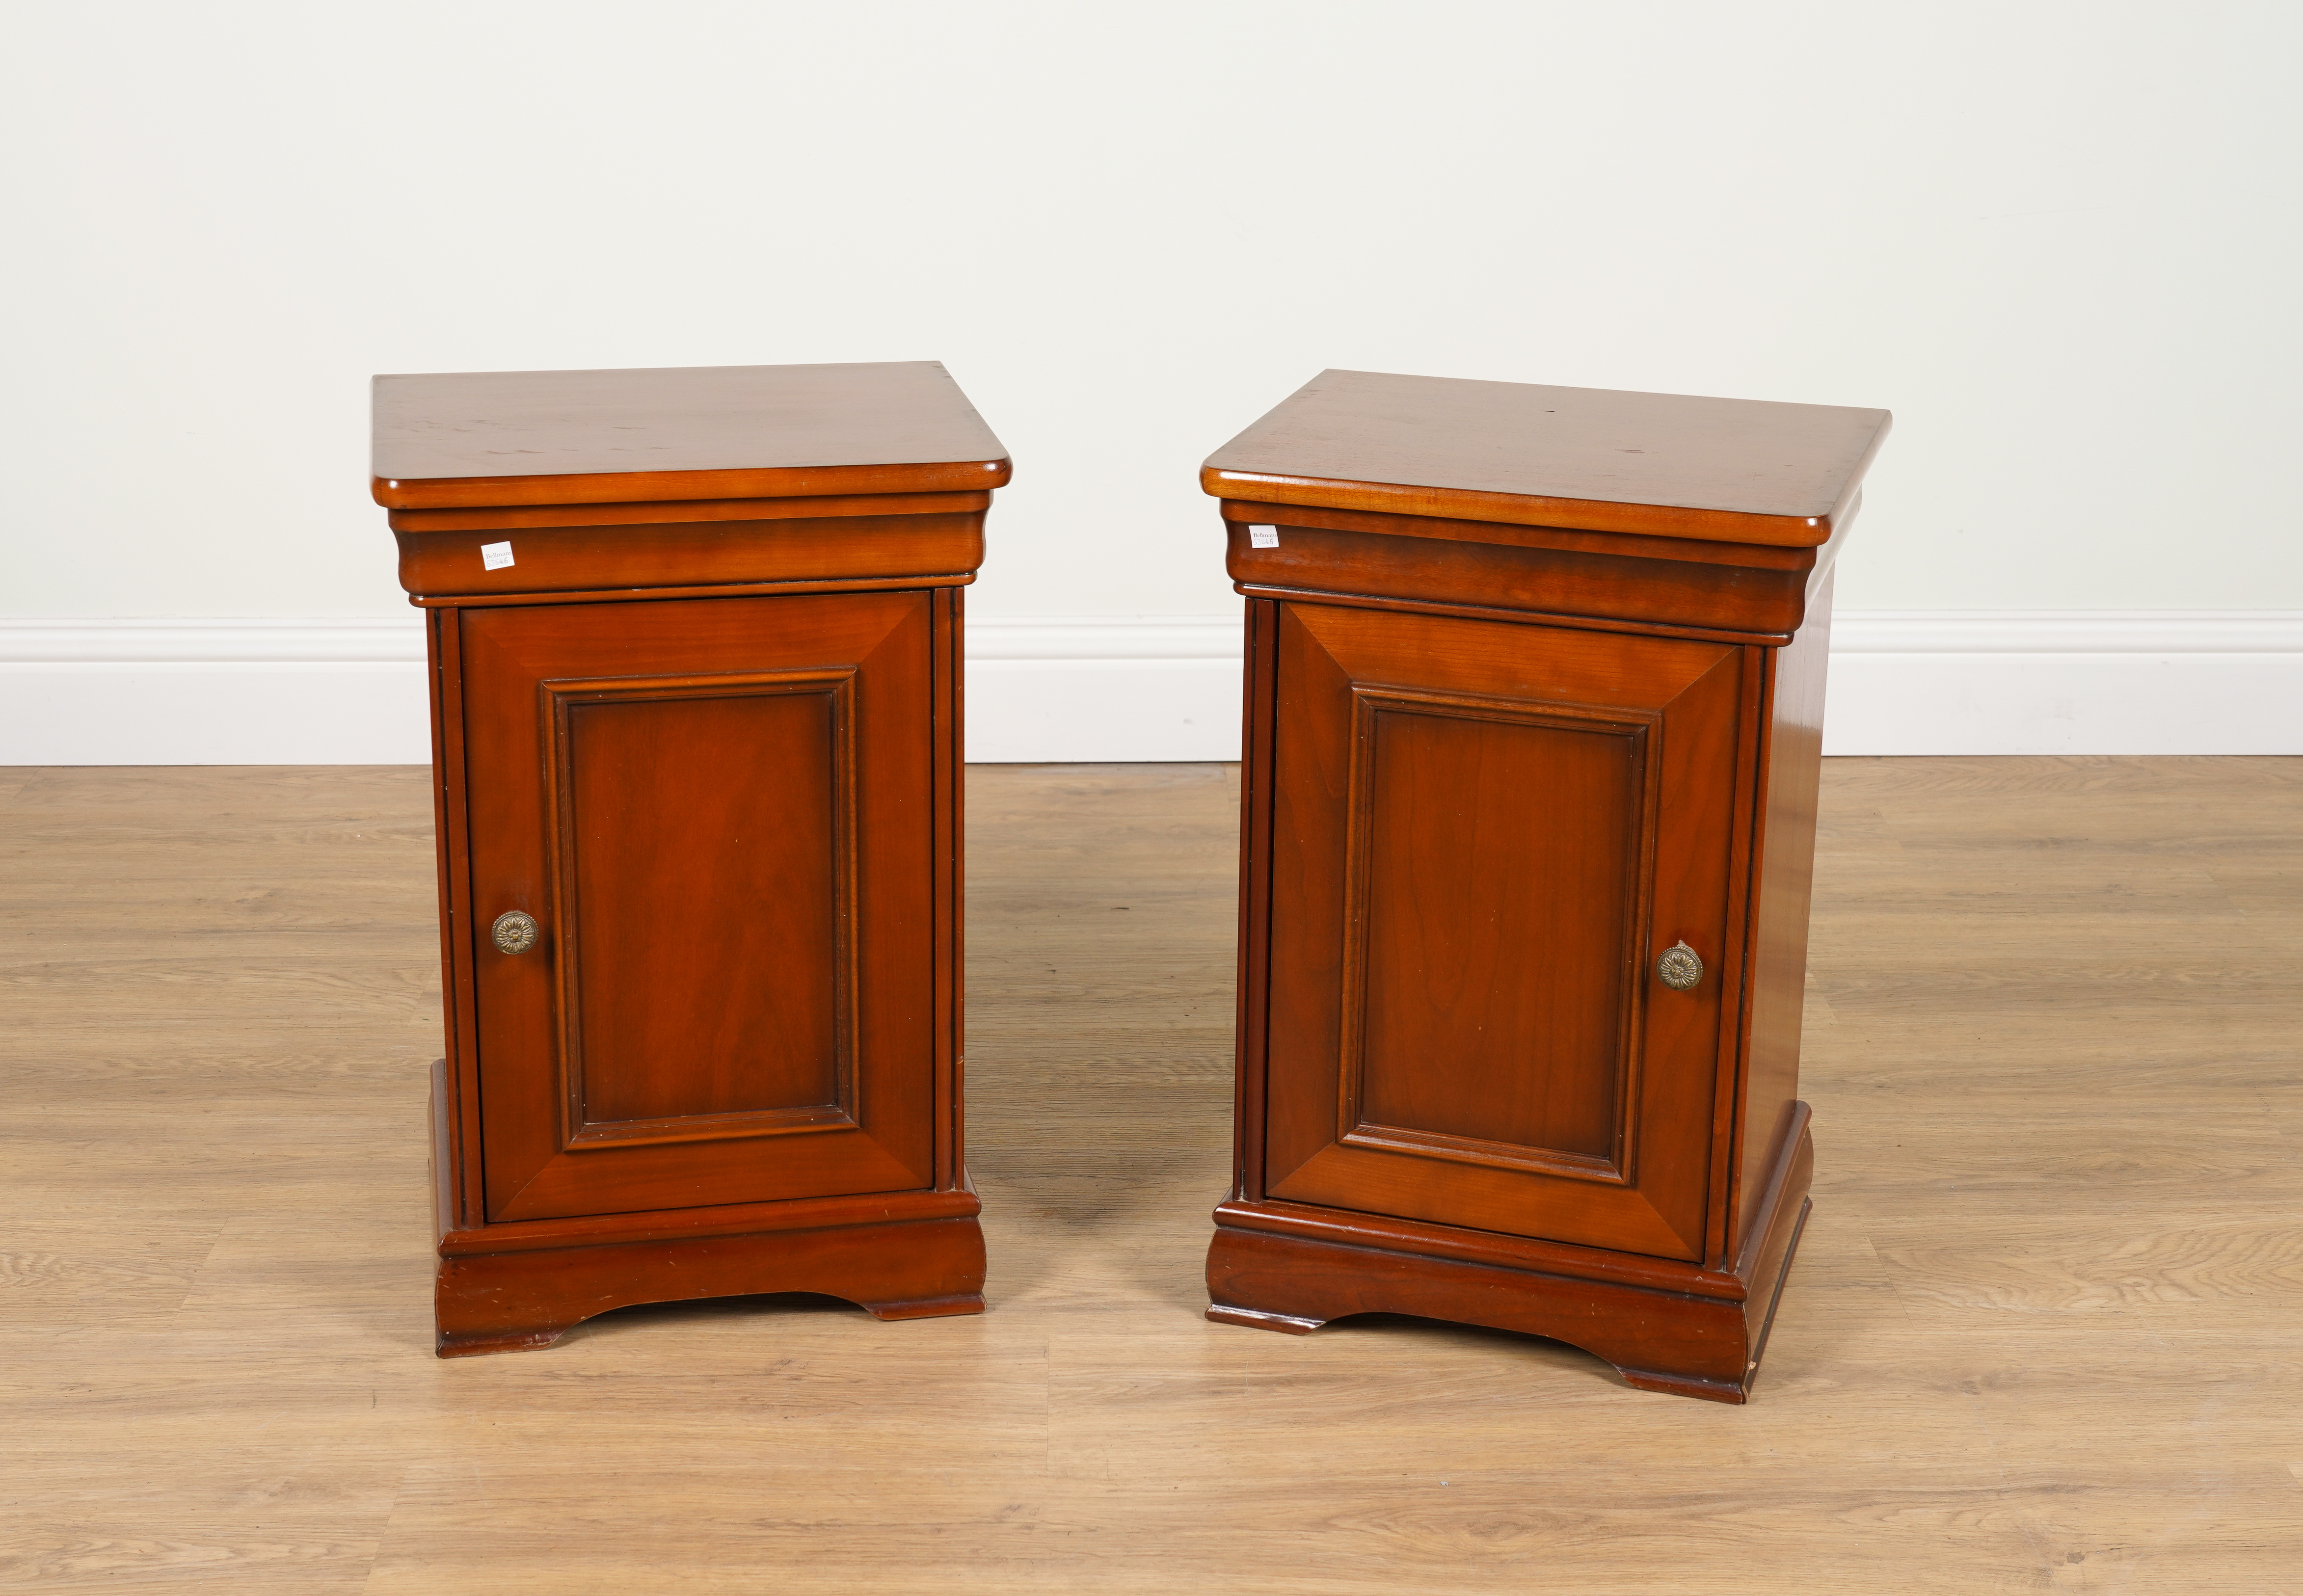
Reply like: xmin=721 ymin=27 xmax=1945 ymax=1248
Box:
xmin=1655 ymin=940 xmax=1703 ymax=991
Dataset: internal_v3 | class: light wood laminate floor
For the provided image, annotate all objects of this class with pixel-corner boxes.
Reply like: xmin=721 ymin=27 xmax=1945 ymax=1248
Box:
xmin=2 ymin=759 xmax=2298 ymax=1593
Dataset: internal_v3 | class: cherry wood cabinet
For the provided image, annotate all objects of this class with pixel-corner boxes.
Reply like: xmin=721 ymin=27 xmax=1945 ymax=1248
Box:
xmin=373 ymin=362 xmax=1005 ymax=1356
xmin=1201 ymin=370 xmax=1890 ymax=1402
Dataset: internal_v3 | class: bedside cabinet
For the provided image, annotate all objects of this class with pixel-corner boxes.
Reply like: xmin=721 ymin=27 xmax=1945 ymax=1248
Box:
xmin=372 ymin=361 xmax=1006 ymax=1355
xmin=1199 ymin=370 xmax=1889 ymax=1401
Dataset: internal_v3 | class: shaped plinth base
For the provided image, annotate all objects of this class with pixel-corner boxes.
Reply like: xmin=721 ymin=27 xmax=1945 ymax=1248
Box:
xmin=1206 ymin=1110 xmax=1814 ymax=1404
xmin=434 ymin=1209 xmax=986 ymax=1357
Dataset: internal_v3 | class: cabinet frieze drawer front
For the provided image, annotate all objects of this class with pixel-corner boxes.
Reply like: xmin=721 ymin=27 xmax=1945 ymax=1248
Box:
xmin=396 ymin=510 xmax=986 ymax=599
xmin=1226 ymin=521 xmax=1808 ymax=636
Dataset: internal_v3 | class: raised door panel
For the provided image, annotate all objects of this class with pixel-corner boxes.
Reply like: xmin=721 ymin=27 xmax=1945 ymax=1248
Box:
xmin=1349 ymin=692 xmax=1653 ymax=1173
xmin=1262 ymin=602 xmax=1749 ymax=1261
xmin=549 ymin=671 xmax=854 ymax=1143
xmin=460 ymin=590 xmax=937 ymax=1223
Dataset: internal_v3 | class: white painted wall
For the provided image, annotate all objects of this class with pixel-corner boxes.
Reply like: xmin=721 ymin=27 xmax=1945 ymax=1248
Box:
xmin=3 ymin=2 xmax=2300 ymax=758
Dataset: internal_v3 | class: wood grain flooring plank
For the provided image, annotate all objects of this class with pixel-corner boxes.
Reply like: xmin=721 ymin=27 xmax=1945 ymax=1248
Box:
xmin=0 ymin=757 xmax=2296 ymax=1593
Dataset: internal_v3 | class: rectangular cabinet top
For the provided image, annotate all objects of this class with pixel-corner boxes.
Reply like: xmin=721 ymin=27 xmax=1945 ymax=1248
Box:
xmin=373 ymin=361 xmax=1010 ymax=510
xmin=1204 ymin=370 xmax=1890 ymax=547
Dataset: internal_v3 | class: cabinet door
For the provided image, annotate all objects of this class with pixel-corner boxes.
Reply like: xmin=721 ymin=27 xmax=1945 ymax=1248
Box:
xmin=458 ymin=591 xmax=939 ymax=1224
xmin=1260 ymin=603 xmax=1750 ymax=1261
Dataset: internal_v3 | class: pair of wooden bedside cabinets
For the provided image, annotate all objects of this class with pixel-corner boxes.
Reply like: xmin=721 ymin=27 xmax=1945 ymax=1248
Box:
xmin=375 ymin=362 xmax=1889 ymax=1403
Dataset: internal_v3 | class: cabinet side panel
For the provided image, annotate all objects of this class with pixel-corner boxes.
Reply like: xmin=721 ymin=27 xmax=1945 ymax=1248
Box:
xmin=1735 ymin=570 xmax=1833 ymax=1246
xmin=431 ymin=608 xmax=483 ymax=1233
xmin=1235 ymin=596 xmax=1281 ymax=1199
xmin=935 ymin=585 xmax=962 ymax=1191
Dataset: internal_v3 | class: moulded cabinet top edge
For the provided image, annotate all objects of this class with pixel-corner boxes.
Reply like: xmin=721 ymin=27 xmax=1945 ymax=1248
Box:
xmin=1202 ymin=369 xmax=1890 ymax=548
xmin=372 ymin=360 xmax=1011 ymax=510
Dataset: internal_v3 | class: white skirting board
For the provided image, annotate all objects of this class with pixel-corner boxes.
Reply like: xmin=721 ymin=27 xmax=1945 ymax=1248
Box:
xmin=0 ymin=622 xmax=438 ymax=767
xmin=1825 ymin=612 xmax=2303 ymax=757
xmin=0 ymin=612 xmax=2298 ymax=765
